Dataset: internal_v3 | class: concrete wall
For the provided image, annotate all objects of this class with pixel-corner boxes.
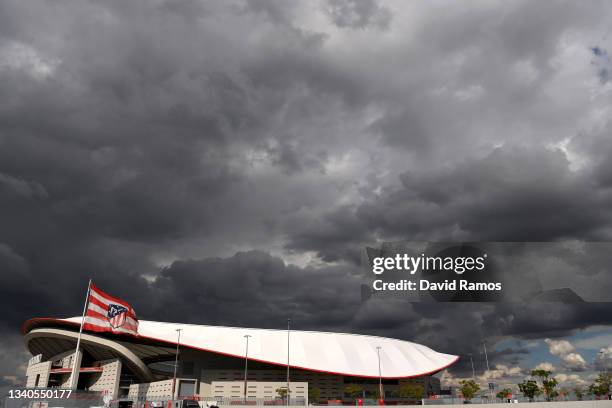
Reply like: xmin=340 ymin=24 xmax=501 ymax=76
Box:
xmin=210 ymin=381 xmax=308 ymax=403
xmin=129 ymin=379 xmax=175 ymax=400
xmin=200 ymin=369 xmax=342 ymax=400
xmin=25 ymin=361 xmax=52 ymax=388
xmin=87 ymin=358 xmax=122 ymax=398
xmin=196 ymin=367 xmax=436 ymax=401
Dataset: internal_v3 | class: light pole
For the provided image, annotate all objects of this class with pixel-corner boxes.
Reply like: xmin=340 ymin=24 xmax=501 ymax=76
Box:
xmin=172 ymin=328 xmax=182 ymax=399
xmin=244 ymin=335 xmax=252 ymax=402
xmin=469 ymin=354 xmax=475 ymax=379
xmin=483 ymin=340 xmax=492 ymax=400
xmin=286 ymin=318 xmax=291 ymax=406
xmin=600 ymin=351 xmax=609 ymax=400
xmin=376 ymin=346 xmax=384 ymax=403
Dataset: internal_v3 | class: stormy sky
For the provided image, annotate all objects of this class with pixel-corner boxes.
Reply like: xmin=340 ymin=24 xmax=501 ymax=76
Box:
xmin=1 ymin=0 xmax=612 ymax=393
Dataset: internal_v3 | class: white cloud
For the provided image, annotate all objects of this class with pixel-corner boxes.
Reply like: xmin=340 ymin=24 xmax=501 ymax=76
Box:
xmin=546 ymin=339 xmax=575 ymax=355
xmin=554 ymin=373 xmax=587 ymax=387
xmin=440 ymin=364 xmax=523 ymax=391
xmin=545 ymin=338 xmax=587 ymax=371
xmin=534 ymin=362 xmax=556 ymax=372
xmin=480 ymin=364 xmax=523 ymax=381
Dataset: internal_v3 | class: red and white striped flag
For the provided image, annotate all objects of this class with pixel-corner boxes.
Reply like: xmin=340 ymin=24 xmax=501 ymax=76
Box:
xmin=82 ymin=283 xmax=139 ymax=335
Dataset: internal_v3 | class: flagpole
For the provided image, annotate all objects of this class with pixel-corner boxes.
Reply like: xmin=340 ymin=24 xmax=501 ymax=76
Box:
xmin=69 ymin=278 xmax=92 ymax=390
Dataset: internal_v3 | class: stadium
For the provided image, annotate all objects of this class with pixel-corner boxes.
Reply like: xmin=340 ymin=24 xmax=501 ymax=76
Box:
xmin=22 ymin=317 xmax=458 ymax=405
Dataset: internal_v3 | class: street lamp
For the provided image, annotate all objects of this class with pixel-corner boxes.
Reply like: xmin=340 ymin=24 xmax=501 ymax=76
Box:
xmin=172 ymin=328 xmax=183 ymax=399
xmin=376 ymin=346 xmax=384 ymax=403
xmin=244 ymin=335 xmax=252 ymax=402
xmin=287 ymin=318 xmax=291 ymax=406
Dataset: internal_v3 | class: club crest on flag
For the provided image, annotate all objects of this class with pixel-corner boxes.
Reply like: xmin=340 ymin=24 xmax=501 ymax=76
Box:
xmin=83 ymin=283 xmax=139 ymax=335
xmin=107 ymin=304 xmax=128 ymax=329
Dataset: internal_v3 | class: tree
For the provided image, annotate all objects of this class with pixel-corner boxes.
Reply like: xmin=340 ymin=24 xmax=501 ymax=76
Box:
xmin=344 ymin=384 xmax=364 ymax=399
xmin=589 ymin=372 xmax=611 ymax=398
xmin=496 ymin=388 xmax=512 ymax=400
xmin=458 ymin=380 xmax=480 ymax=402
xmin=276 ymin=387 xmax=288 ymax=400
xmin=518 ymin=380 xmax=541 ymax=402
xmin=543 ymin=378 xmax=558 ymax=401
xmin=547 ymin=388 xmax=559 ymax=400
xmin=398 ymin=383 xmax=424 ymax=400
xmin=574 ymin=386 xmax=584 ymax=401
xmin=531 ymin=369 xmax=558 ymax=401
xmin=309 ymin=387 xmax=321 ymax=403
xmin=596 ymin=372 xmax=611 ymax=396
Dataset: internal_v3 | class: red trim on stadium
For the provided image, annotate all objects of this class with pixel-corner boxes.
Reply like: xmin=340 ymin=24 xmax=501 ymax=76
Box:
xmin=50 ymin=367 xmax=103 ymax=374
xmin=22 ymin=318 xmax=459 ymax=379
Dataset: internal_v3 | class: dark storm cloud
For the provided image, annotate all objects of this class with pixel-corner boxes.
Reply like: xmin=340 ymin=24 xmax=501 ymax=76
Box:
xmin=571 ymin=121 xmax=612 ymax=189
xmin=1 ymin=0 xmax=612 ymax=386
xmin=356 ymin=145 xmax=612 ymax=241
xmin=323 ymin=0 xmax=391 ymax=30
xmin=285 ymin=144 xmax=612 ymax=261
xmin=150 ymin=250 xmax=362 ymax=328
xmin=283 ymin=205 xmax=373 ymax=263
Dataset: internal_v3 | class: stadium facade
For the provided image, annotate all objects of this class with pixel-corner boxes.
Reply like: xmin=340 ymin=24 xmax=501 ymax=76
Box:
xmin=22 ymin=317 xmax=458 ymax=404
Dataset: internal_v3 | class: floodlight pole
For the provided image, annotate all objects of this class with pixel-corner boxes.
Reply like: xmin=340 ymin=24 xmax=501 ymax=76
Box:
xmin=287 ymin=318 xmax=291 ymax=406
xmin=172 ymin=328 xmax=182 ymax=399
xmin=469 ymin=354 xmax=475 ymax=379
xmin=600 ymin=351 xmax=609 ymax=400
xmin=244 ymin=334 xmax=252 ymax=402
xmin=376 ymin=346 xmax=384 ymax=403
xmin=483 ymin=341 xmax=492 ymax=400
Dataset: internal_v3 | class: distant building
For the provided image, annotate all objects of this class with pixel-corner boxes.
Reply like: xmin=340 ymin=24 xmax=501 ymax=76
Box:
xmin=22 ymin=317 xmax=456 ymax=403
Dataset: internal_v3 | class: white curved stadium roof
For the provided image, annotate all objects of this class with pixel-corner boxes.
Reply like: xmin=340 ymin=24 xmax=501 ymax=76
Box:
xmin=37 ymin=317 xmax=458 ymax=379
